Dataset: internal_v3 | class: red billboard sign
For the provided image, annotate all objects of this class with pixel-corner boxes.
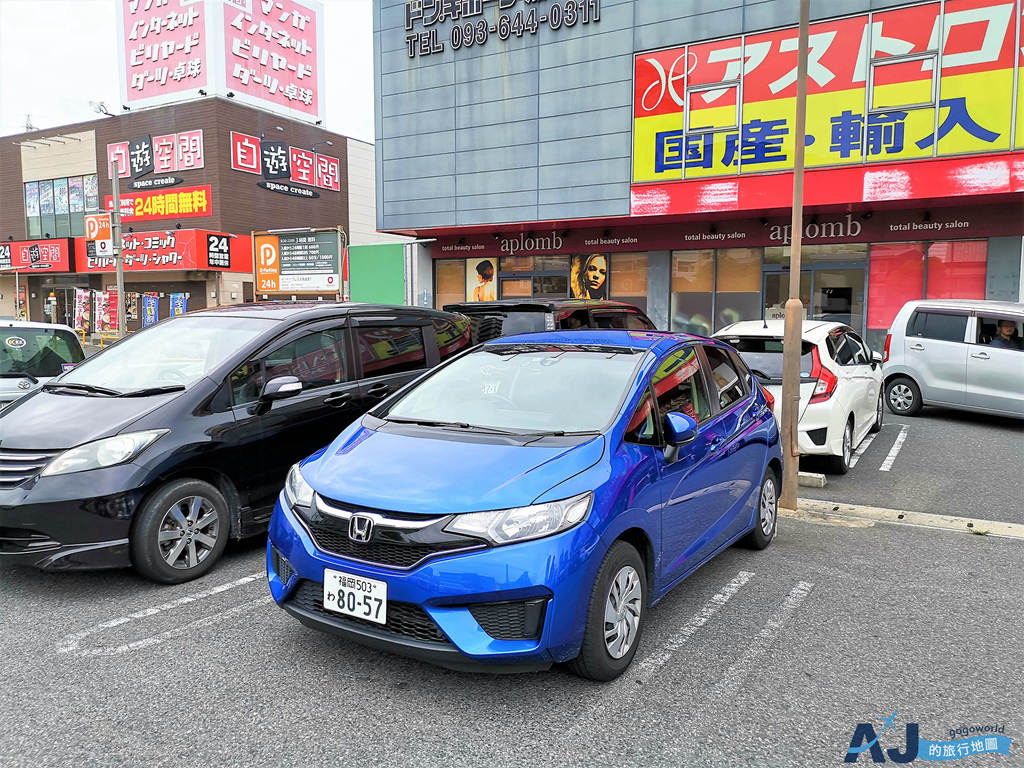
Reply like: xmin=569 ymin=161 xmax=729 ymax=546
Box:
xmin=74 ymin=230 xmax=249 ymax=273
xmin=0 ymin=239 xmax=72 ymax=272
xmin=104 ymin=185 xmax=213 ymax=222
xmin=120 ymin=0 xmax=208 ymax=108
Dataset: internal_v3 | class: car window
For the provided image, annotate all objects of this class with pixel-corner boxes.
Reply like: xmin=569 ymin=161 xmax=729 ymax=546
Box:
xmin=828 ymin=330 xmax=865 ymax=366
xmin=703 ymin=345 xmax=746 ymax=410
xmin=975 ymin=315 xmax=1024 ymax=351
xmin=909 ymin=311 xmax=968 ymax=343
xmin=230 ymin=329 xmax=347 ymax=406
xmin=356 ymin=325 xmax=426 ymax=378
xmin=624 ymin=388 xmax=658 ymax=445
xmin=845 ymin=331 xmax=870 ymax=364
xmin=625 ymin=312 xmax=654 ymax=330
xmin=466 ymin=311 xmax=547 ymax=343
xmin=724 ymin=336 xmax=815 ymax=382
xmin=651 ymin=347 xmax=711 ymax=423
xmin=557 ymin=309 xmax=590 ymax=330
xmin=591 ymin=310 xmax=628 ymax=330
xmin=0 ymin=327 xmax=84 ymax=378
xmin=433 ymin=316 xmax=472 ymax=361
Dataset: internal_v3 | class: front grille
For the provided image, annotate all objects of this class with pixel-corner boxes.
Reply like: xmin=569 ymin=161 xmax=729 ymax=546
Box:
xmin=303 ymin=525 xmax=472 ymax=568
xmin=0 ymin=448 xmax=60 ymax=489
xmin=468 ymin=599 xmax=548 ymax=641
xmin=287 ymin=579 xmax=450 ymax=645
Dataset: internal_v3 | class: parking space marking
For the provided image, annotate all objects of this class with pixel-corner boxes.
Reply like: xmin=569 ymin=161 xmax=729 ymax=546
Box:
xmin=56 ymin=571 xmax=266 ymax=657
xmin=879 ymin=425 xmax=909 ymax=472
xmin=711 ymin=580 xmax=815 ymax=696
xmin=849 ymin=432 xmax=879 ymax=468
xmin=636 ymin=570 xmax=754 ymax=677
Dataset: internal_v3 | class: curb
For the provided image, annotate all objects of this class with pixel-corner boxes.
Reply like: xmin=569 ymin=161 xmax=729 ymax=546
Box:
xmin=797 ymin=472 xmax=827 ymax=488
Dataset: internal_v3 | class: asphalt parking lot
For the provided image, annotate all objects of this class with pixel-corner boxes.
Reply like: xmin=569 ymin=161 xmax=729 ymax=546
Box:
xmin=800 ymin=408 xmax=1024 ymax=525
xmin=2 ymin=514 xmax=1020 ymax=768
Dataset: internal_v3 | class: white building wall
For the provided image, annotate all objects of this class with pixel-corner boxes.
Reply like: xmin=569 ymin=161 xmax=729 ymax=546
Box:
xmin=346 ymin=138 xmax=409 ymax=246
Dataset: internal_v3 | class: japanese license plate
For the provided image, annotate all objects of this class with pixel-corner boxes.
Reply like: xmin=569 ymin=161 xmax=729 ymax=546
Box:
xmin=323 ymin=568 xmax=387 ymax=625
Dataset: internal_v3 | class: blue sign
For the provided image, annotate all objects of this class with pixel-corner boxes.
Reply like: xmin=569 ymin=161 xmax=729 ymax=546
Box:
xmin=142 ymin=294 xmax=158 ymax=327
xmin=169 ymin=293 xmax=187 ymax=317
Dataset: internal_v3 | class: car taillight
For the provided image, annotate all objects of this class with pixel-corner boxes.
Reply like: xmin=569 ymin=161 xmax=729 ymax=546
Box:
xmin=760 ymin=385 xmax=775 ymax=412
xmin=883 ymin=333 xmax=892 ymax=363
xmin=809 ymin=346 xmax=837 ymax=404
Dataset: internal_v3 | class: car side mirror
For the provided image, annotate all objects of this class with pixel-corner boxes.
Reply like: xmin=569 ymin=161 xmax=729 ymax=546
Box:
xmin=261 ymin=375 xmax=302 ymax=401
xmin=871 ymin=351 xmax=883 ymax=368
xmin=664 ymin=411 xmax=698 ymax=445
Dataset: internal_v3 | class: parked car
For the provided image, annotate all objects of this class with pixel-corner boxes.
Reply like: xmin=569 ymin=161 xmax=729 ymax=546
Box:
xmin=714 ymin=320 xmax=883 ymax=473
xmin=0 ymin=320 xmax=85 ymax=411
xmin=442 ymin=299 xmax=657 ymax=343
xmin=882 ymin=299 xmax=1023 ymax=419
xmin=268 ymin=329 xmax=781 ymax=680
xmin=0 ymin=302 xmax=472 ymax=583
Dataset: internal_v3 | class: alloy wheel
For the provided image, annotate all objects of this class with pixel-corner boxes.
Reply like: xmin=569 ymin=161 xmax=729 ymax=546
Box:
xmin=889 ymin=384 xmax=913 ymax=412
xmin=760 ymin=478 xmax=777 ymax=535
xmin=603 ymin=565 xmax=642 ymax=659
xmin=158 ymin=496 xmax=220 ymax=570
xmin=843 ymin=423 xmax=853 ymax=465
xmin=876 ymin=395 xmax=883 ymax=425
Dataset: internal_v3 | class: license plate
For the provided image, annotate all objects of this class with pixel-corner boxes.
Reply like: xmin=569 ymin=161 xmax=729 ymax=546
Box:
xmin=323 ymin=568 xmax=387 ymax=625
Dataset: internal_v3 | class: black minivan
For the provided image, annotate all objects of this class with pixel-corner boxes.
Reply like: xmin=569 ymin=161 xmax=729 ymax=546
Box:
xmin=0 ymin=302 xmax=471 ymax=583
xmin=443 ymin=299 xmax=656 ymax=343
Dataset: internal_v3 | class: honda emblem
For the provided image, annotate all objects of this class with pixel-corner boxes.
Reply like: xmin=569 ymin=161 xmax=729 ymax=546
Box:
xmin=348 ymin=514 xmax=373 ymax=543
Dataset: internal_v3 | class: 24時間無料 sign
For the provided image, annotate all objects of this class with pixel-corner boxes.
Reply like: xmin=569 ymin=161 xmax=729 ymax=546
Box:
xmin=104 ymin=185 xmax=212 ymax=222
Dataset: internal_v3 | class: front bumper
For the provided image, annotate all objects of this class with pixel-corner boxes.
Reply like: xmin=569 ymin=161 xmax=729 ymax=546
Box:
xmin=268 ymin=497 xmax=604 ymax=672
xmin=0 ymin=464 xmax=150 ymax=571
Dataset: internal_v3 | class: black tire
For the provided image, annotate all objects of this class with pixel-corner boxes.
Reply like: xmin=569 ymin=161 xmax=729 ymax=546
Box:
xmin=130 ymin=479 xmax=230 ymax=584
xmin=568 ymin=541 xmax=646 ymax=682
xmin=870 ymin=391 xmax=884 ymax=433
xmin=886 ymin=376 xmax=922 ymax=417
xmin=742 ymin=467 xmax=778 ymax=550
xmin=828 ymin=419 xmax=853 ymax=475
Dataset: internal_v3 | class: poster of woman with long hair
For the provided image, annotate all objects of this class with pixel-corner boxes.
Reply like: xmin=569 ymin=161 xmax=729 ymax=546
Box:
xmin=570 ymin=253 xmax=609 ymax=299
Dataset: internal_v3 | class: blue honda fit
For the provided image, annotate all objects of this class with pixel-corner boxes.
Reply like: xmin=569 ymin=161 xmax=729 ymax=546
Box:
xmin=268 ymin=330 xmax=781 ymax=680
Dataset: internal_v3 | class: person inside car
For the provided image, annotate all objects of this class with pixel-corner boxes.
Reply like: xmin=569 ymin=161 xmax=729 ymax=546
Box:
xmin=989 ymin=319 xmax=1022 ymax=351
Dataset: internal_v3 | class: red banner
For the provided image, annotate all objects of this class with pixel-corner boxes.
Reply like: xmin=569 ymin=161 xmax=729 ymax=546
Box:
xmin=104 ymin=185 xmax=212 ymax=222
xmin=0 ymin=239 xmax=72 ymax=272
xmin=74 ymin=229 xmax=250 ymax=273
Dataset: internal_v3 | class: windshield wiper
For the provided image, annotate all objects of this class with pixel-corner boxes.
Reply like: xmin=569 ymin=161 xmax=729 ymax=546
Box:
xmin=383 ymin=416 xmax=522 ymax=435
xmin=118 ymin=385 xmax=186 ymax=397
xmin=42 ymin=382 xmax=121 ymax=396
xmin=0 ymin=372 xmax=38 ymax=383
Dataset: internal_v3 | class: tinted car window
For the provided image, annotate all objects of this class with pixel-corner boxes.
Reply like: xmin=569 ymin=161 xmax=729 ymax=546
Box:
xmin=624 ymin=388 xmax=658 ymax=445
xmin=433 ymin=316 xmax=472 ymax=361
xmin=828 ymin=330 xmax=856 ymax=365
xmin=909 ymin=311 xmax=968 ymax=343
xmin=0 ymin=327 xmax=84 ymax=378
xmin=591 ymin=311 xmax=629 ymax=330
xmin=651 ymin=347 xmax=711 ymax=423
xmin=976 ymin=315 xmax=1024 ymax=350
xmin=703 ymin=345 xmax=746 ymax=410
xmin=231 ymin=329 xmax=347 ymax=405
xmin=357 ymin=325 xmax=426 ymax=378
xmin=724 ymin=337 xmax=815 ymax=382
xmin=467 ymin=311 xmax=547 ymax=343
xmin=845 ymin=331 xmax=870 ymax=363
xmin=625 ymin=312 xmax=655 ymax=330
xmin=557 ymin=309 xmax=590 ymax=330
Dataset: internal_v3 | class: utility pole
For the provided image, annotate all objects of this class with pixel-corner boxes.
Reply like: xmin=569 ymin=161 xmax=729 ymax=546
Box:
xmin=779 ymin=0 xmax=810 ymax=511
xmin=111 ymin=159 xmax=126 ymax=336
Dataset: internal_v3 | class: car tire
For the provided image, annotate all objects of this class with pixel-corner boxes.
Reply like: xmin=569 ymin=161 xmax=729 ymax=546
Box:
xmin=568 ymin=540 xmax=646 ymax=682
xmin=829 ymin=419 xmax=853 ymax=475
xmin=886 ymin=376 xmax=922 ymax=417
xmin=130 ymin=479 xmax=230 ymax=584
xmin=870 ymin=392 xmax=884 ymax=433
xmin=742 ymin=467 xmax=778 ymax=550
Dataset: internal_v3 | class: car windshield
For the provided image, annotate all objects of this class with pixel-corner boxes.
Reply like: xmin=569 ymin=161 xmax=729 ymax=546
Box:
xmin=0 ymin=327 xmax=84 ymax=378
xmin=384 ymin=343 xmax=645 ymax=432
xmin=723 ymin=337 xmax=815 ymax=382
xmin=59 ymin=315 xmax=277 ymax=392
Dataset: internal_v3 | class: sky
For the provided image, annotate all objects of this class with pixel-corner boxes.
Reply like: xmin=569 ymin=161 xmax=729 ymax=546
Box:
xmin=0 ymin=0 xmax=375 ymax=141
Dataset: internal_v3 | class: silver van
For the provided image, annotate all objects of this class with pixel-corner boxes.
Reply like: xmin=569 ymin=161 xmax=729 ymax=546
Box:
xmin=882 ymin=299 xmax=1023 ymax=419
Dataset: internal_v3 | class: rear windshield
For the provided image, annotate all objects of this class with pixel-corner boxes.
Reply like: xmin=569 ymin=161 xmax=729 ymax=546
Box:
xmin=721 ymin=337 xmax=815 ymax=382
xmin=465 ymin=311 xmax=547 ymax=343
xmin=1 ymin=327 xmax=84 ymax=378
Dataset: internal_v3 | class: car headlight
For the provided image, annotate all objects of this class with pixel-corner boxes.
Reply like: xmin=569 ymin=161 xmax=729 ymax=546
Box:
xmin=444 ymin=491 xmax=592 ymax=545
xmin=284 ymin=463 xmax=314 ymax=508
xmin=41 ymin=429 xmax=169 ymax=477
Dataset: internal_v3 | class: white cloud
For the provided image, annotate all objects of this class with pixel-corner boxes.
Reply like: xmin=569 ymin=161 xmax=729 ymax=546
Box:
xmin=0 ymin=0 xmax=375 ymax=141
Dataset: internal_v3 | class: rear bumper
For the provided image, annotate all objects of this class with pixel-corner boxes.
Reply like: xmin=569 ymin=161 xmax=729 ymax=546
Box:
xmin=796 ymin=403 xmax=844 ymax=457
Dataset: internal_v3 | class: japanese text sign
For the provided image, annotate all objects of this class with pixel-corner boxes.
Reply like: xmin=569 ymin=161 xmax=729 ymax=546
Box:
xmin=230 ymin=131 xmax=340 ymax=191
xmin=76 ymin=229 xmax=243 ymax=273
xmin=84 ymin=213 xmax=114 ymax=257
xmin=632 ymin=0 xmax=1023 ymax=183
xmin=0 ymin=240 xmax=71 ymax=272
xmin=108 ymin=130 xmax=204 ymax=179
xmin=104 ymin=185 xmax=212 ymax=222
xmin=120 ymin=0 xmax=208 ymax=108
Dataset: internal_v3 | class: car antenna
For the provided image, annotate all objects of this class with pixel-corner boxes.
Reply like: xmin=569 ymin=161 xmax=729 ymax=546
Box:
xmin=762 ymin=313 xmax=768 ymax=329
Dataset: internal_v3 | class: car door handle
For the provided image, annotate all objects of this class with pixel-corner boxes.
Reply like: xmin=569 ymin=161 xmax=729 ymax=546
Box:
xmin=909 ymin=343 xmax=925 ymax=351
xmin=366 ymin=384 xmax=391 ymax=398
xmin=323 ymin=392 xmax=353 ymax=408
xmin=970 ymin=352 xmax=990 ymax=360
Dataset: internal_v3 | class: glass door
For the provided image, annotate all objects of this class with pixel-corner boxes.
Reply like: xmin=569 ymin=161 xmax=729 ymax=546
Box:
xmin=762 ymin=267 xmax=866 ymax=334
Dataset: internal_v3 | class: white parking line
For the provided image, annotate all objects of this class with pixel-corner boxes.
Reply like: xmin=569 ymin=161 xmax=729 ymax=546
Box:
xmin=849 ymin=433 xmax=878 ymax=468
xmin=636 ymin=570 xmax=754 ymax=676
xmin=712 ymin=581 xmax=815 ymax=696
xmin=56 ymin=570 xmax=266 ymax=657
xmin=879 ymin=425 xmax=909 ymax=472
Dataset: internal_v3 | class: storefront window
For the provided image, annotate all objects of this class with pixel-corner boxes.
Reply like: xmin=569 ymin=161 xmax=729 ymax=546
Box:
xmin=500 ymin=277 xmax=531 ymax=297
xmin=39 ymin=180 xmax=54 ymax=238
xmin=765 ymin=243 xmax=868 ymax=264
xmin=867 ymin=242 xmax=925 ymax=350
xmin=714 ymin=248 xmax=760 ymax=330
xmin=434 ymin=259 xmax=466 ymax=308
xmin=670 ymin=250 xmax=713 ymax=334
xmin=25 ymin=176 xmax=92 ymax=242
xmin=926 ymin=241 xmax=987 ymax=300
xmin=500 ymin=256 xmax=533 ymax=272
xmin=610 ymin=252 xmax=647 ymax=312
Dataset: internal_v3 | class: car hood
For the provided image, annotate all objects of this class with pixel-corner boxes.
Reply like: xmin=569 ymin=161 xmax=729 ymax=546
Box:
xmin=304 ymin=424 xmax=607 ymax=515
xmin=0 ymin=389 xmax=178 ymax=450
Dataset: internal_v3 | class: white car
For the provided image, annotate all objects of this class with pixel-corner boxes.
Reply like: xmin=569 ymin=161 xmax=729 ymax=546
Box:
xmin=0 ymin=320 xmax=86 ymax=412
xmin=714 ymin=320 xmax=883 ymax=473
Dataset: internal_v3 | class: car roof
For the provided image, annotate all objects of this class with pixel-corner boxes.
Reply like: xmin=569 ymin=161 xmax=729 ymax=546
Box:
xmin=900 ymin=299 xmax=1024 ymax=315
xmin=482 ymin=328 xmax=708 ymax=352
xmin=0 ymin=319 xmax=76 ymax=332
xmin=443 ymin=299 xmax=645 ymax=313
xmin=714 ymin=319 xmax=844 ymax=341
xmin=189 ymin=301 xmax=453 ymax=322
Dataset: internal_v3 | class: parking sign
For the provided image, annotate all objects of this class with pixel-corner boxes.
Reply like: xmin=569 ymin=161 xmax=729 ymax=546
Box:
xmin=84 ymin=213 xmax=114 ymax=257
